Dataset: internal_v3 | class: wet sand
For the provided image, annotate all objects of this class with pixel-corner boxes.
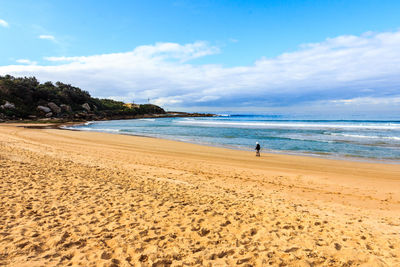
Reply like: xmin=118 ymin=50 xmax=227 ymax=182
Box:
xmin=1 ymin=124 xmax=400 ymax=266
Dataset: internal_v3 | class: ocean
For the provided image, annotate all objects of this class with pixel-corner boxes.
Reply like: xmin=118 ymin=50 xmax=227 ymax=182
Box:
xmin=64 ymin=115 xmax=400 ymax=162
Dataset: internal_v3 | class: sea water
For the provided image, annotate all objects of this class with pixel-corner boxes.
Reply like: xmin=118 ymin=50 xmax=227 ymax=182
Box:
xmin=65 ymin=115 xmax=400 ymax=162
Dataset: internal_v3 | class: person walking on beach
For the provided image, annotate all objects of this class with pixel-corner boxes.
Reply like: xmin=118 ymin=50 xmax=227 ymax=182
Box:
xmin=255 ymin=142 xmax=261 ymax=157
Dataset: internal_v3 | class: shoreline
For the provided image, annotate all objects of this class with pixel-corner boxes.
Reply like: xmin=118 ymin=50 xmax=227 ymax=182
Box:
xmin=1 ymin=123 xmax=400 ymax=265
xmin=0 ymin=111 xmax=215 ymax=124
xmin=5 ymin=121 xmax=400 ymax=181
xmin=55 ymin=120 xmax=400 ymax=165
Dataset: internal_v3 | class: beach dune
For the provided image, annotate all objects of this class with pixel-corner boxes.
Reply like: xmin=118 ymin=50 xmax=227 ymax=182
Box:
xmin=0 ymin=124 xmax=400 ymax=266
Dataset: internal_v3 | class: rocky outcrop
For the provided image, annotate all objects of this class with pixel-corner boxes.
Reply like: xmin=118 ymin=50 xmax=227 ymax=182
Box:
xmin=45 ymin=112 xmax=53 ymax=118
xmin=0 ymin=75 xmax=168 ymax=121
xmin=82 ymin=103 xmax=91 ymax=112
xmin=48 ymin=102 xmax=61 ymax=114
xmin=60 ymin=104 xmax=72 ymax=113
xmin=1 ymin=101 xmax=15 ymax=109
xmin=37 ymin=105 xmax=51 ymax=113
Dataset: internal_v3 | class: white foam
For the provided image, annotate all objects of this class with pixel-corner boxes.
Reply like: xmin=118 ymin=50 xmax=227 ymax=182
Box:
xmin=331 ymin=133 xmax=400 ymax=141
xmin=69 ymin=127 xmax=120 ymax=133
xmin=176 ymin=120 xmax=400 ymax=130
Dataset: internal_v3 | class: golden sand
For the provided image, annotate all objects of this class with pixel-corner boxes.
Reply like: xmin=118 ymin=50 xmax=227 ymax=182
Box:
xmin=0 ymin=124 xmax=399 ymax=266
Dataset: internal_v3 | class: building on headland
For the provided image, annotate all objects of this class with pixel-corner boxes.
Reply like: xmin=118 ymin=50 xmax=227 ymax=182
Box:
xmin=123 ymin=103 xmax=140 ymax=109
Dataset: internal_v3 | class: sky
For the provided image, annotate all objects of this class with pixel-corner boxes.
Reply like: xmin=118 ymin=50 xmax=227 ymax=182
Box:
xmin=1 ymin=0 xmax=400 ymax=115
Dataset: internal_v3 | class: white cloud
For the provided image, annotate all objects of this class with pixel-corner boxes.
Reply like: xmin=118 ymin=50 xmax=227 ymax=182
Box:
xmin=16 ymin=59 xmax=37 ymax=65
xmin=1 ymin=30 xmax=400 ymax=113
xmin=0 ymin=19 xmax=9 ymax=28
xmin=153 ymin=97 xmax=183 ymax=106
xmin=195 ymin=95 xmax=220 ymax=102
xmin=39 ymin=35 xmax=56 ymax=41
xmin=45 ymin=41 xmax=219 ymax=63
xmin=329 ymin=96 xmax=400 ymax=105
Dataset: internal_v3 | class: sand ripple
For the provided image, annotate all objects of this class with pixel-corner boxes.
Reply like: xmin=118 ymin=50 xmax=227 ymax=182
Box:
xmin=0 ymin=125 xmax=399 ymax=266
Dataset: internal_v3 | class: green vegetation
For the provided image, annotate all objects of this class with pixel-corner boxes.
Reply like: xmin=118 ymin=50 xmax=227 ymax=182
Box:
xmin=0 ymin=75 xmax=165 ymax=120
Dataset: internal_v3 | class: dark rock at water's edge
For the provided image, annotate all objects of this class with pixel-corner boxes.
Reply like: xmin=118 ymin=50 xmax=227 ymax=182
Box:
xmin=0 ymin=75 xmax=214 ymax=123
xmin=165 ymin=111 xmax=215 ymax=117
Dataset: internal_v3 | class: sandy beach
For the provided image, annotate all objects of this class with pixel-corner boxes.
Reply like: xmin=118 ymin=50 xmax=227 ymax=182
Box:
xmin=1 ymin=123 xmax=400 ymax=266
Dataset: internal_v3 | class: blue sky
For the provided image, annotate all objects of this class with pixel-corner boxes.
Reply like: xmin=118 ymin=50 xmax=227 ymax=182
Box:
xmin=1 ymin=0 xmax=400 ymax=114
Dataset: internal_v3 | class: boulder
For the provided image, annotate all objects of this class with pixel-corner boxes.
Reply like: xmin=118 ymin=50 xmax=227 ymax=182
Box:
xmin=76 ymin=112 xmax=88 ymax=118
xmin=82 ymin=103 xmax=91 ymax=112
xmin=48 ymin=102 xmax=61 ymax=114
xmin=37 ymin=105 xmax=51 ymax=113
xmin=0 ymin=101 xmax=15 ymax=109
xmin=60 ymin=104 xmax=72 ymax=113
xmin=45 ymin=112 xmax=53 ymax=118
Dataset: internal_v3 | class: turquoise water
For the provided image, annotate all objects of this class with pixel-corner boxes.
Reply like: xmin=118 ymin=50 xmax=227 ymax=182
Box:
xmin=65 ymin=115 xmax=400 ymax=162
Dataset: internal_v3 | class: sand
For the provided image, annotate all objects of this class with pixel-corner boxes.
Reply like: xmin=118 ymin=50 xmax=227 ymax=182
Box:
xmin=0 ymin=123 xmax=399 ymax=266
